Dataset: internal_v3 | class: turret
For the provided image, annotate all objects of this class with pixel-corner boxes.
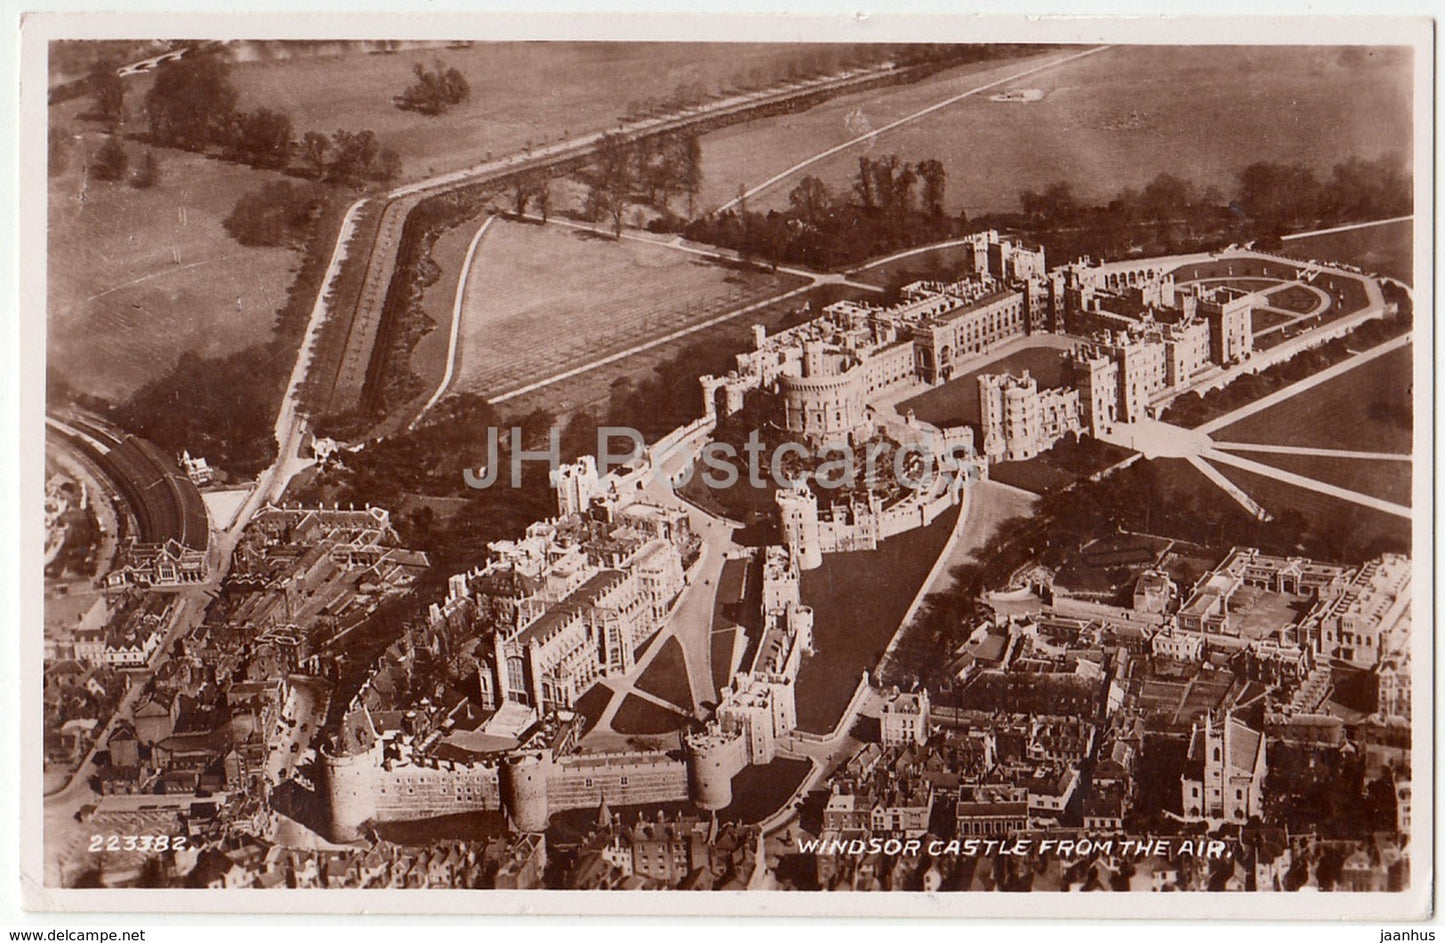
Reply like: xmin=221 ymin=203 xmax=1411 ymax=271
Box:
xmin=503 ymin=751 xmax=551 ymax=833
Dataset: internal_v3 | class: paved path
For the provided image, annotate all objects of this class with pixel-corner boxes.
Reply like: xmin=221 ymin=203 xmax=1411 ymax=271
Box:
xmin=1185 ymin=454 xmax=1271 ymax=520
xmin=1202 ymin=447 xmax=1410 ymax=519
xmin=1280 ymin=215 xmax=1414 ymax=242
xmin=716 ymin=45 xmax=1112 ymax=213
xmin=1211 ymin=441 xmax=1410 ymax=462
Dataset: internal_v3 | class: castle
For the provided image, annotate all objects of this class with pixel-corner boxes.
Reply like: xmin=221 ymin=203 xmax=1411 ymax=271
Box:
xmin=700 ymin=231 xmax=1051 ymax=444
xmin=686 ymin=546 xmax=813 ymax=809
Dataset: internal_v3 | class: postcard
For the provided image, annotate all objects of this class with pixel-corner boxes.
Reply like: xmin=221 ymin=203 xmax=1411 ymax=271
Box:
xmin=19 ymin=12 xmax=1433 ymax=918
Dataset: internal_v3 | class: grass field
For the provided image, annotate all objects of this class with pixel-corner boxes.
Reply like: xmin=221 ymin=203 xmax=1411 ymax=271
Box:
xmin=611 ymin=694 xmax=692 ymax=736
xmin=1226 ymin=451 xmax=1413 ymax=507
xmin=1213 ymin=463 xmax=1410 ymax=554
xmin=1213 ymin=345 xmax=1413 ymax=454
xmin=1250 ymin=310 xmax=1296 ymax=335
xmin=47 ymin=130 xmax=300 ymax=402
xmin=450 ymin=220 xmax=806 ymax=399
xmin=1266 ymin=284 xmax=1325 ymax=314
xmin=1281 ymin=218 xmax=1415 ymax=284
xmin=795 ymin=503 xmax=959 ymax=734
xmin=703 ymin=45 xmax=1412 ymax=216
xmin=634 ymin=637 xmax=694 ymax=710
xmin=114 ymin=42 xmax=852 ymax=184
xmin=898 ymin=344 xmax=1070 ymax=432
xmin=493 ymin=282 xmax=870 ymax=428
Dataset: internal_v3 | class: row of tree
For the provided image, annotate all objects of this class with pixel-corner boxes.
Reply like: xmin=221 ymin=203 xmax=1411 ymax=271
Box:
xmin=681 ymin=152 xmax=960 ymax=270
xmin=1009 ymin=155 xmax=1411 ymax=263
xmin=581 ymin=129 xmax=704 ymax=236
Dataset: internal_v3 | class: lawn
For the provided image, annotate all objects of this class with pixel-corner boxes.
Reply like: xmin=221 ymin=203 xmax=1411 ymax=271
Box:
xmin=572 ymin=683 xmax=614 ymax=736
xmin=1251 ymin=309 xmax=1295 ymax=334
xmin=46 ymin=128 xmax=301 ymax=402
xmin=450 ymin=220 xmax=806 ymax=399
xmin=898 ymin=344 xmax=1070 ymax=432
xmin=705 ymin=45 xmax=1412 ymax=217
xmin=710 ymin=557 xmax=751 ymax=696
xmin=611 ymin=694 xmax=692 ymax=736
xmin=795 ymin=503 xmax=960 ymax=734
xmin=988 ymin=434 xmax=1134 ymax=495
xmin=1213 ymin=463 xmax=1410 ymax=556
xmin=1266 ymin=284 xmax=1326 ymax=314
xmin=494 ymin=282 xmax=867 ymax=433
xmin=1213 ymin=345 xmax=1414 ymax=454
xmin=1281 ymin=218 xmax=1415 ymax=285
xmin=1226 ymin=451 xmax=1413 ymax=507
xmin=634 ymin=637 xmax=694 ymax=711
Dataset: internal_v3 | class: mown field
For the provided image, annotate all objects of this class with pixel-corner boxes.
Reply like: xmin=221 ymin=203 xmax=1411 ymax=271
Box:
xmin=450 ymin=219 xmax=807 ymax=400
xmin=1280 ymin=218 xmax=1415 ymax=284
xmin=701 ymin=44 xmax=1412 ymax=217
xmin=46 ymin=130 xmax=300 ymax=402
xmin=1212 ymin=345 xmax=1414 ymax=454
xmin=221 ymin=41 xmax=854 ymax=181
xmin=899 ymin=343 xmax=1070 ymax=432
xmin=1213 ymin=463 xmax=1411 ymax=555
xmin=1225 ymin=450 xmax=1413 ymax=507
xmin=795 ymin=504 xmax=959 ymax=734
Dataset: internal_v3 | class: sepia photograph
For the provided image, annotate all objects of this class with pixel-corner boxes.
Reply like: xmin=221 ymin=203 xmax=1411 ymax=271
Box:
xmin=14 ymin=11 xmax=1433 ymax=921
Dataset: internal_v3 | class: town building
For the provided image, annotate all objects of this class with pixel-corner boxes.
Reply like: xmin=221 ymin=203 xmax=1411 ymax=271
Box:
xmin=1181 ymin=711 xmax=1267 ymax=823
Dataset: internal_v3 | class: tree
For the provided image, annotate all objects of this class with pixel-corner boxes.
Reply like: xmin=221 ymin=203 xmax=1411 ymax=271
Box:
xmin=144 ymin=51 xmax=238 ymax=149
xmin=223 ymin=181 xmax=324 ymax=247
xmin=328 ymin=128 xmax=380 ymax=185
xmin=1140 ymin=172 xmax=1195 ymax=220
xmin=1236 ymin=162 xmax=1320 ymax=232
xmin=788 ymin=175 xmax=831 ymax=227
xmin=854 ymin=155 xmax=877 ymax=210
xmin=917 ymin=158 xmax=946 ymax=217
xmin=396 ymin=59 xmax=470 ymax=115
xmin=87 ymin=57 xmax=125 ymax=126
xmin=92 ymin=135 xmax=128 ymax=182
xmin=233 ymin=108 xmax=294 ymax=169
xmin=592 ymin=130 xmax=633 ymax=237
xmin=375 ymin=147 xmax=402 ymax=183
xmin=130 ymin=149 xmax=160 ymax=189
xmin=300 ymin=131 xmax=329 ymax=179
xmin=678 ymin=132 xmax=703 ymax=218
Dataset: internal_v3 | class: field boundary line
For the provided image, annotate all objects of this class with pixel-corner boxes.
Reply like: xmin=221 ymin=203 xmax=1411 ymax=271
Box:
xmin=717 ymin=45 xmax=1111 ymax=213
xmin=410 ymin=214 xmax=496 ymax=429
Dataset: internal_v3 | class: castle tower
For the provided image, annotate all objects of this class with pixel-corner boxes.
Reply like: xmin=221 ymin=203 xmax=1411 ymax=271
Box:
xmin=775 ymin=487 xmax=822 ymax=571
xmin=319 ymin=706 xmax=381 ymax=842
xmin=503 ymin=752 xmax=551 ymax=833
xmin=686 ymin=734 xmax=735 ymax=811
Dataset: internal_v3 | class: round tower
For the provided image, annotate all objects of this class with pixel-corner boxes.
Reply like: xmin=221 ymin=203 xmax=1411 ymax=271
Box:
xmin=320 ymin=745 xmax=378 ymax=843
xmin=503 ymin=752 xmax=551 ymax=833
xmin=686 ymin=734 xmax=735 ymax=811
